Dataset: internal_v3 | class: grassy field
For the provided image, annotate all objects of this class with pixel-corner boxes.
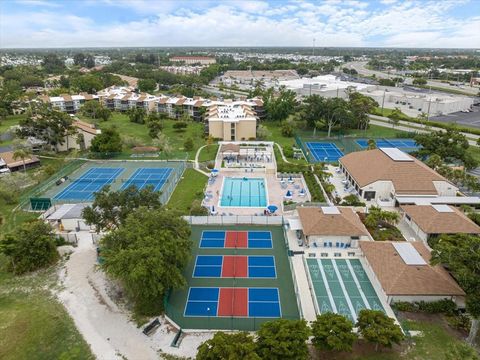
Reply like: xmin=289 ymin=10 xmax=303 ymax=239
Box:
xmin=166 ymin=168 xmax=208 ymax=214
xmin=198 ymin=144 xmax=219 ymax=162
xmin=79 ymin=113 xmax=207 ymax=159
xmin=0 ymin=256 xmax=94 ymax=360
xmin=0 ymin=114 xmax=26 ymax=133
xmin=314 ymin=317 xmax=472 ymax=360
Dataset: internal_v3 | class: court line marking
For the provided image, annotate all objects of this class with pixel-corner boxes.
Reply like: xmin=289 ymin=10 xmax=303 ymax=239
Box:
xmin=346 ymin=259 xmax=371 ymax=310
xmin=317 ymin=259 xmax=338 ymax=313
xmin=331 ymin=260 xmax=357 ymax=322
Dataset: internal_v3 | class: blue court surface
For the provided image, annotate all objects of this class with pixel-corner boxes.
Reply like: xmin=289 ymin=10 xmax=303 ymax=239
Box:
xmin=356 ymin=138 xmax=419 ymax=150
xmin=184 ymin=287 xmax=281 ymax=318
xmin=199 ymin=230 xmax=273 ymax=249
xmin=120 ymin=167 xmax=173 ymax=192
xmin=193 ymin=255 xmax=276 ymax=278
xmin=306 ymin=142 xmax=344 ymax=162
xmin=54 ymin=167 xmax=123 ymax=201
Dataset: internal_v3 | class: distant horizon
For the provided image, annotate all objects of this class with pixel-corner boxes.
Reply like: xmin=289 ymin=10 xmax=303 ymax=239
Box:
xmin=1 ymin=0 xmax=479 ymax=49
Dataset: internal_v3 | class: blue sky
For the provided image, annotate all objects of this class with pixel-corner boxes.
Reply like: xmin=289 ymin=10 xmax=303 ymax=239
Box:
xmin=1 ymin=0 xmax=479 ymax=48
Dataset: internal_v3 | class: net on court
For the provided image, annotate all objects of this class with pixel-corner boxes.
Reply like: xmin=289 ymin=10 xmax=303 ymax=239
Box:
xmin=165 ymin=225 xmax=300 ymax=331
xmin=306 ymin=142 xmax=344 ymax=162
xmin=120 ymin=167 xmax=173 ymax=192
xmin=356 ymin=138 xmax=420 ymax=152
xmin=54 ymin=168 xmax=123 ymax=201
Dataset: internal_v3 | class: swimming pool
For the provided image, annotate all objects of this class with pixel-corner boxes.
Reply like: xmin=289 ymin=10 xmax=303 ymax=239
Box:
xmin=220 ymin=177 xmax=267 ymax=207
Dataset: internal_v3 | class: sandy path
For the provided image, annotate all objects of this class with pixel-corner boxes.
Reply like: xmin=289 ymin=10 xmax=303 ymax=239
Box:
xmin=56 ymin=232 xmax=211 ymax=360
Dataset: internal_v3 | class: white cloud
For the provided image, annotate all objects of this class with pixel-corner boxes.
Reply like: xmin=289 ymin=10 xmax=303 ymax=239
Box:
xmin=0 ymin=0 xmax=478 ymax=48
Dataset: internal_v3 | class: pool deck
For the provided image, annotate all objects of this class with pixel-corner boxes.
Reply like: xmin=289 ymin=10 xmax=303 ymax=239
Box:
xmin=203 ymin=171 xmax=311 ymax=215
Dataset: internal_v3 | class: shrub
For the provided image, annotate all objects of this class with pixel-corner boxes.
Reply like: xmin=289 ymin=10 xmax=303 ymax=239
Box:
xmin=340 ymin=194 xmax=366 ymax=207
xmin=190 ymin=200 xmax=208 ymax=216
xmin=417 ymin=299 xmax=457 ymax=315
xmin=173 ymin=121 xmax=188 ymax=130
xmin=391 ymin=301 xmax=416 ymax=312
xmin=184 ymin=137 xmax=194 ymax=151
xmin=446 ymin=313 xmax=471 ymax=331
xmin=0 ymin=188 xmax=18 ymax=205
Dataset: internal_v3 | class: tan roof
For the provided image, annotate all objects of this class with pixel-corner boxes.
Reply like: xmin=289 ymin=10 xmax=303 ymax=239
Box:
xmin=402 ymin=205 xmax=480 ymax=234
xmin=297 ymin=207 xmax=370 ymax=237
xmin=73 ymin=120 xmax=98 ymax=135
xmin=157 ymin=98 xmax=168 ymax=104
xmin=0 ymin=151 xmax=40 ymax=169
xmin=137 ymin=95 xmax=146 ymax=102
xmin=360 ymin=241 xmax=465 ymax=296
xmin=193 ymin=100 xmax=204 ymax=107
xmin=220 ymin=143 xmax=240 ymax=153
xmin=340 ymin=149 xmax=451 ymax=195
xmin=175 ymin=98 xmax=186 ymax=105
xmin=62 ymin=94 xmax=73 ymax=102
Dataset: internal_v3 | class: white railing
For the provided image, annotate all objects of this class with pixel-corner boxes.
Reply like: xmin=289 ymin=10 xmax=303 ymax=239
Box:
xmin=183 ymin=215 xmax=284 ymax=225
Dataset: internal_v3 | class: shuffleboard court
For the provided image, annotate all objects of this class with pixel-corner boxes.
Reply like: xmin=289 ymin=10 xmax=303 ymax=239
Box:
xmin=184 ymin=287 xmax=281 ymax=318
xmin=193 ymin=255 xmax=276 ymax=278
xmin=200 ymin=230 xmax=272 ymax=249
xmin=120 ymin=167 xmax=173 ymax=192
xmin=307 ymin=258 xmax=385 ymax=322
xmin=306 ymin=142 xmax=344 ymax=162
xmin=54 ymin=167 xmax=123 ymax=201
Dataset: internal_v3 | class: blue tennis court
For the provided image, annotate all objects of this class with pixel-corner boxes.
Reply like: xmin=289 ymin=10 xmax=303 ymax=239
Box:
xmin=184 ymin=287 xmax=281 ymax=318
xmin=54 ymin=167 xmax=123 ymax=201
xmin=356 ymin=138 xmax=419 ymax=150
xmin=199 ymin=230 xmax=273 ymax=249
xmin=306 ymin=142 xmax=344 ymax=162
xmin=193 ymin=255 xmax=276 ymax=278
xmin=120 ymin=167 xmax=173 ymax=192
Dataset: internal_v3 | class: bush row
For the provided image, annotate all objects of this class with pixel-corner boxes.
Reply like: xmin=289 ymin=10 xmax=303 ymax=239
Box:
xmin=392 ymin=299 xmax=457 ymax=315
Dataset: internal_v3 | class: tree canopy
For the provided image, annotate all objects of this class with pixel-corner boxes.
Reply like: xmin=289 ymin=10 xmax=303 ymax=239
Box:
xmin=100 ymin=207 xmax=191 ymax=314
xmin=17 ymin=104 xmax=73 ymax=151
xmin=415 ymin=129 xmax=477 ymax=169
xmin=311 ymin=313 xmax=357 ymax=352
xmin=262 ymin=87 xmax=298 ymax=122
xmin=430 ymin=234 xmax=480 ymax=344
xmin=0 ymin=220 xmax=59 ymax=274
xmin=82 ymin=185 xmax=162 ymax=232
xmin=356 ymin=310 xmax=404 ymax=350
xmin=89 ymin=127 xmax=123 ymax=154
xmin=196 ymin=332 xmax=260 ymax=360
xmin=256 ymin=319 xmax=310 ymax=360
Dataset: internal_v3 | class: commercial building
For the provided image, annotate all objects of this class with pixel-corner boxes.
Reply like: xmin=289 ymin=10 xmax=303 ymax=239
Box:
xmin=360 ymin=87 xmax=474 ymax=116
xmin=206 ymin=102 xmax=257 ymax=141
xmin=170 ymin=56 xmax=216 ymax=65
xmin=400 ymin=204 xmax=480 ymax=243
xmin=279 ymin=75 xmax=374 ymax=98
xmin=219 ymin=70 xmax=300 ymax=88
xmin=295 ymin=206 xmax=371 ymax=248
xmin=360 ymin=241 xmax=465 ymax=306
xmin=339 ymin=148 xmax=458 ymax=206
xmin=0 ymin=151 xmax=40 ymax=173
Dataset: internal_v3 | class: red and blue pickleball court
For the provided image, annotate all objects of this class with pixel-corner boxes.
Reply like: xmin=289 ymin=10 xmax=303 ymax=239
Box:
xmin=184 ymin=287 xmax=281 ymax=318
xmin=200 ymin=230 xmax=272 ymax=249
xmin=193 ymin=255 xmax=276 ymax=278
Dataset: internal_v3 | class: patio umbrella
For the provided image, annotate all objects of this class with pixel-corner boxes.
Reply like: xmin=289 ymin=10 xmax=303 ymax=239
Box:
xmin=285 ymin=190 xmax=292 ymax=199
xmin=211 ymin=205 xmax=217 ymax=215
xmin=267 ymin=205 xmax=278 ymax=213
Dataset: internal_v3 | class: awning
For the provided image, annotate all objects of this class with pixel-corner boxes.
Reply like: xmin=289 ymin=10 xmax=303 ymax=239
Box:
xmin=288 ymin=218 xmax=303 ymax=231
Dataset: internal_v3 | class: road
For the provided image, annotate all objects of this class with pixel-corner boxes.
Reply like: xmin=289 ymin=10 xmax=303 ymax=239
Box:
xmin=344 ymin=61 xmax=479 ymax=96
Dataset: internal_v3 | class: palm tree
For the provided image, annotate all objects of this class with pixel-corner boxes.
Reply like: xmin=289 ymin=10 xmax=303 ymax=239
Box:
xmin=367 ymin=139 xmax=377 ymax=150
xmin=13 ymin=148 xmax=30 ymax=172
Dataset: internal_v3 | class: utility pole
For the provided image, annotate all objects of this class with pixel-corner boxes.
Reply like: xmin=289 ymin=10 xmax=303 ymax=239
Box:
xmin=381 ymin=89 xmax=386 ymax=114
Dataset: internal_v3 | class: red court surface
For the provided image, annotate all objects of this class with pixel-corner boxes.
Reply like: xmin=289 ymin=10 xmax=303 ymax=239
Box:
xmin=221 ymin=256 xmax=248 ymax=278
xmin=225 ymin=231 xmax=248 ymax=248
xmin=217 ymin=288 xmax=248 ymax=316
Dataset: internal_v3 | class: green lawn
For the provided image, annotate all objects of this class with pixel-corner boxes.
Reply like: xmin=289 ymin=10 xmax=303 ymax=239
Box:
xmin=0 ymin=114 xmax=27 ymax=133
xmin=197 ymin=144 xmax=219 ymax=163
xmin=314 ymin=318 xmax=472 ymax=360
xmin=166 ymin=168 xmax=208 ymax=214
xmin=0 ymin=257 xmax=94 ymax=360
xmin=79 ymin=113 xmax=207 ymax=159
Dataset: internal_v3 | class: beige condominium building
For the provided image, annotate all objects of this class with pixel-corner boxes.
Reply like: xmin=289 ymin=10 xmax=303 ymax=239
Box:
xmin=169 ymin=56 xmax=216 ymax=65
xmin=206 ymin=102 xmax=257 ymax=141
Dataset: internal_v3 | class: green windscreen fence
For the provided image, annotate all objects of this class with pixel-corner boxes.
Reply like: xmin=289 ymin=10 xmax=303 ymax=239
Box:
xmin=30 ymin=197 xmax=52 ymax=211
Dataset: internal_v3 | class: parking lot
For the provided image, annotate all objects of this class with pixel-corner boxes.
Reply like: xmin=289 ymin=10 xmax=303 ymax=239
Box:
xmin=430 ymin=105 xmax=480 ymax=129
